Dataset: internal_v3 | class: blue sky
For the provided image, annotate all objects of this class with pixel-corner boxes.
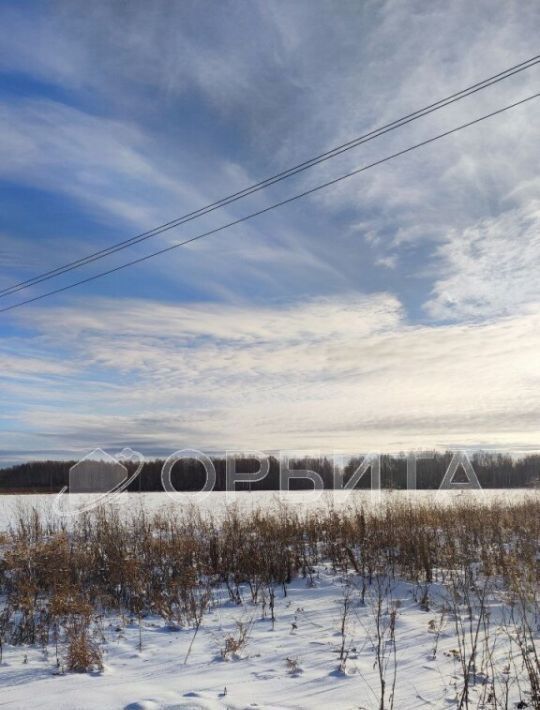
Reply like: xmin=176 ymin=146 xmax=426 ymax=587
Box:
xmin=0 ymin=0 xmax=539 ymax=464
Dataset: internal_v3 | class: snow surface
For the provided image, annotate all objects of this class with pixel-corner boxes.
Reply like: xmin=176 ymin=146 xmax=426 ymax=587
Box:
xmin=0 ymin=489 xmax=536 ymax=532
xmin=1 ymin=567 xmax=528 ymax=710
xmin=0 ymin=491 xmax=537 ymax=709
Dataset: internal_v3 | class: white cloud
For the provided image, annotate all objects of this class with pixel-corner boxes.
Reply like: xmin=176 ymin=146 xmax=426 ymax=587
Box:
xmin=426 ymin=200 xmax=540 ymax=319
xmin=1 ymin=2 xmax=538 ymax=270
xmin=2 ymin=295 xmax=540 ymax=455
xmin=0 ymin=99 xmax=190 ymax=229
xmin=0 ymin=1 xmax=539 ymax=316
xmin=1 ymin=1 xmax=540 ymax=461
xmin=0 ymin=95 xmax=351 ymax=302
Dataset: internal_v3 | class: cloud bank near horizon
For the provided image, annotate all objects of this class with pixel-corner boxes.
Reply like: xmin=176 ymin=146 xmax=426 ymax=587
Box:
xmin=2 ymin=294 xmax=540 ymax=463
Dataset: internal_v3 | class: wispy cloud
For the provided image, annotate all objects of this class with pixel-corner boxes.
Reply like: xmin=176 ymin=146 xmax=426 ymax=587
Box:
xmin=1 ymin=1 xmax=538 ymax=313
xmin=0 ymin=99 xmax=192 ymax=228
xmin=426 ymin=199 xmax=540 ymax=319
xmin=2 ymin=295 xmax=540 ymax=459
xmin=1 ymin=1 xmax=539 ymax=461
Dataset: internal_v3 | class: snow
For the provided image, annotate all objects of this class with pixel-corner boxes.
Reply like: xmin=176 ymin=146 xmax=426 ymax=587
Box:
xmin=0 ymin=488 xmax=536 ymax=532
xmin=0 ymin=491 xmax=537 ymax=709
xmin=0 ymin=568 xmax=514 ymax=710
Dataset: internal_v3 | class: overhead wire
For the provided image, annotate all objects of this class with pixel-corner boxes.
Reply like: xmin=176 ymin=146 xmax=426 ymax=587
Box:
xmin=1 ymin=54 xmax=538 ymax=300
xmin=1 ymin=90 xmax=538 ymax=314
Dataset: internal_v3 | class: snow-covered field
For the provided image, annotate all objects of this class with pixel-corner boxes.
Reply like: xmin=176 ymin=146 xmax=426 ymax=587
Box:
xmin=0 ymin=572 xmax=512 ymax=710
xmin=0 ymin=491 xmax=538 ymax=709
xmin=0 ymin=488 xmax=535 ymax=531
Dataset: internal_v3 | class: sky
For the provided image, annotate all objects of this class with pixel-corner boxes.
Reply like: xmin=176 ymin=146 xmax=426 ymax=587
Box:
xmin=0 ymin=0 xmax=539 ymax=465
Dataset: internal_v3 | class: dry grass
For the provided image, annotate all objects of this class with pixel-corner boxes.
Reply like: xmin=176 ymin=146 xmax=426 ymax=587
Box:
xmin=65 ymin=620 xmax=103 ymax=673
xmin=0 ymin=495 xmax=538 ymax=696
xmin=220 ymin=619 xmax=253 ymax=660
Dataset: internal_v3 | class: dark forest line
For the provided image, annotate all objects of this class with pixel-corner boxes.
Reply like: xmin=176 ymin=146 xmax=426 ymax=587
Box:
xmin=0 ymin=451 xmax=539 ymax=492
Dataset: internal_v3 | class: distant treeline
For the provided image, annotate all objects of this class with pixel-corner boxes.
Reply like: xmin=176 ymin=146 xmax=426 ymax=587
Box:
xmin=0 ymin=451 xmax=539 ymax=492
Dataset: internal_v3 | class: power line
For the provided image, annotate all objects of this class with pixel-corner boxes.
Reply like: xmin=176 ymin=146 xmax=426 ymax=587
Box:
xmin=1 ymin=90 xmax=538 ymax=315
xmin=1 ymin=54 xmax=539 ymax=299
